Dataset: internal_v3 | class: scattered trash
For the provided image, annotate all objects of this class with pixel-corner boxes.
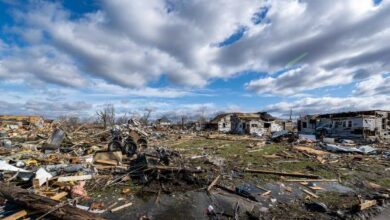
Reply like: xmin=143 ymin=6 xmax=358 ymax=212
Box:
xmin=34 ymin=167 xmax=53 ymax=187
xmin=0 ymin=112 xmax=388 ymax=220
xmin=71 ymin=181 xmax=90 ymax=199
xmin=45 ymin=128 xmax=65 ymax=149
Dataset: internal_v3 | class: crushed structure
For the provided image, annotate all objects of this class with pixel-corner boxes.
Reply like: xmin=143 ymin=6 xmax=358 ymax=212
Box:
xmin=298 ymin=110 xmax=390 ymax=142
xmin=0 ymin=110 xmax=389 ymax=220
xmin=0 ymin=115 xmax=45 ymax=128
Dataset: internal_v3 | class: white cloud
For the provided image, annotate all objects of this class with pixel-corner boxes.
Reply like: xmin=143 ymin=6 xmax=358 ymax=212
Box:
xmin=353 ymin=73 xmax=390 ymax=96
xmin=0 ymin=100 xmax=93 ymax=118
xmin=1 ymin=0 xmax=389 ymax=95
xmin=0 ymin=0 xmax=389 ymax=118
xmin=264 ymin=95 xmax=390 ymax=117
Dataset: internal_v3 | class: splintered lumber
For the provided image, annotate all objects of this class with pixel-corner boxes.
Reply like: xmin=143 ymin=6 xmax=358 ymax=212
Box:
xmin=3 ymin=210 xmax=27 ymax=220
xmin=293 ymin=146 xmax=329 ymax=156
xmin=359 ymin=200 xmax=377 ymax=210
xmin=95 ymin=159 xmax=118 ymax=166
xmin=110 ymin=202 xmax=133 ymax=213
xmin=302 ymin=189 xmax=319 ymax=198
xmin=0 ymin=183 xmax=104 ymax=220
xmin=57 ymin=175 xmax=92 ymax=182
xmin=50 ymin=192 xmax=68 ymax=201
xmin=309 ymin=186 xmax=324 ymax=190
xmin=261 ymin=191 xmax=271 ymax=196
xmin=207 ymin=175 xmax=221 ymax=192
xmin=244 ymin=168 xmax=320 ymax=179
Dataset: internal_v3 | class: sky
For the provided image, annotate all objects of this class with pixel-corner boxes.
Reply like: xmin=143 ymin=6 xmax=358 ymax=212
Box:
xmin=0 ymin=0 xmax=389 ymax=120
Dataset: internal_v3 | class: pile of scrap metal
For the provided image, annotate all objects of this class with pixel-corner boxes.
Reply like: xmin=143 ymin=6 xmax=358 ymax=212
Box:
xmin=107 ymin=124 xmax=148 ymax=157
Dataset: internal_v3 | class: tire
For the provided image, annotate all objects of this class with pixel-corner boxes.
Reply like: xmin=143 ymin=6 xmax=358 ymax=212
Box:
xmin=108 ymin=141 xmax=122 ymax=152
xmin=123 ymin=139 xmax=137 ymax=156
xmin=137 ymin=138 xmax=148 ymax=150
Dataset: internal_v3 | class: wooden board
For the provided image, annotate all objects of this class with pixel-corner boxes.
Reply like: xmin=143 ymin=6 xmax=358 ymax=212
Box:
xmin=293 ymin=146 xmax=329 ymax=156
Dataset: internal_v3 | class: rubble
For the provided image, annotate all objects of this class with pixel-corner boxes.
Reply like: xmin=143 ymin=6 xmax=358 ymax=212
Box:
xmin=0 ymin=114 xmax=389 ymax=220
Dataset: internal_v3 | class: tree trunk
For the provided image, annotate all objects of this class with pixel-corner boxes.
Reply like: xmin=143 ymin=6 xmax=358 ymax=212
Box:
xmin=0 ymin=183 xmax=105 ymax=220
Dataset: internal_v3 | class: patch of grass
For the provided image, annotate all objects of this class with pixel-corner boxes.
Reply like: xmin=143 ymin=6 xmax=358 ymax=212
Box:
xmin=267 ymin=158 xmax=337 ymax=179
xmin=317 ymin=191 xmax=359 ymax=210
xmin=376 ymin=177 xmax=390 ymax=188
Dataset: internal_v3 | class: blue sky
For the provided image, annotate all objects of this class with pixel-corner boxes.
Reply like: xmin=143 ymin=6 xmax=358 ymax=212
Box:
xmin=0 ymin=0 xmax=389 ymax=119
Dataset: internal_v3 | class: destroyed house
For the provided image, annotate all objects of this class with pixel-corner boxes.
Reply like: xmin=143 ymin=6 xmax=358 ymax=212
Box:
xmin=155 ymin=117 xmax=171 ymax=126
xmin=210 ymin=112 xmax=282 ymax=135
xmin=209 ymin=113 xmax=234 ymax=132
xmin=298 ymin=110 xmax=390 ymax=141
xmin=0 ymin=115 xmax=44 ymax=128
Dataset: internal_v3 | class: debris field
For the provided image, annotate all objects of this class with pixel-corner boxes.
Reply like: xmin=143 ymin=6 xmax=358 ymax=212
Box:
xmin=0 ymin=118 xmax=389 ymax=220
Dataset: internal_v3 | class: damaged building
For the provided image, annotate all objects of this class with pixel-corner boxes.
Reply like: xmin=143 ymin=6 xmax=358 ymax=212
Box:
xmin=209 ymin=112 xmax=283 ymax=136
xmin=0 ymin=115 xmax=45 ymax=128
xmin=298 ymin=110 xmax=390 ymax=141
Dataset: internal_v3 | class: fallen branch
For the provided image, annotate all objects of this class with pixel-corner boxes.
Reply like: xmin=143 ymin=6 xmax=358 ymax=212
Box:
xmin=0 ymin=183 xmax=104 ymax=220
xmin=244 ymin=168 xmax=320 ymax=179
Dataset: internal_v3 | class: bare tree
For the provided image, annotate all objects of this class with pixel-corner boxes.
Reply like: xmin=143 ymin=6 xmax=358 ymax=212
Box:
xmin=197 ymin=105 xmax=208 ymax=121
xmin=116 ymin=113 xmax=128 ymax=125
xmin=57 ymin=115 xmax=80 ymax=128
xmin=140 ymin=108 xmax=153 ymax=125
xmin=96 ymin=104 xmax=115 ymax=128
xmin=180 ymin=113 xmax=188 ymax=129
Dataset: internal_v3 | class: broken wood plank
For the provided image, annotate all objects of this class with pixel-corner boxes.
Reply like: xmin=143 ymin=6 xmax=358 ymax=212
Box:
xmin=293 ymin=146 xmax=329 ymax=156
xmin=309 ymin=186 xmax=324 ymax=190
xmin=244 ymin=168 xmax=320 ymax=179
xmin=207 ymin=175 xmax=221 ymax=192
xmin=50 ymin=192 xmax=68 ymax=201
xmin=110 ymin=202 xmax=133 ymax=213
xmin=0 ymin=183 xmax=104 ymax=220
xmin=302 ymin=189 xmax=318 ymax=198
xmin=93 ymin=165 xmax=128 ymax=170
xmin=57 ymin=175 xmax=92 ymax=182
xmin=3 ymin=210 xmax=27 ymax=220
xmin=359 ymin=200 xmax=377 ymax=210
xmin=261 ymin=190 xmax=271 ymax=196
xmin=94 ymin=159 xmax=118 ymax=166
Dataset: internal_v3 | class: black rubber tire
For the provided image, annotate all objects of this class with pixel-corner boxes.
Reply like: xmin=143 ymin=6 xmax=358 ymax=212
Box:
xmin=123 ymin=139 xmax=137 ymax=156
xmin=108 ymin=141 xmax=122 ymax=152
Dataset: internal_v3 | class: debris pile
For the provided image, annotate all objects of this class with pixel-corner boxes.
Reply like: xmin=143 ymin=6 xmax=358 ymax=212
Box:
xmin=0 ymin=120 xmax=206 ymax=219
xmin=0 ymin=116 xmax=389 ymax=220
